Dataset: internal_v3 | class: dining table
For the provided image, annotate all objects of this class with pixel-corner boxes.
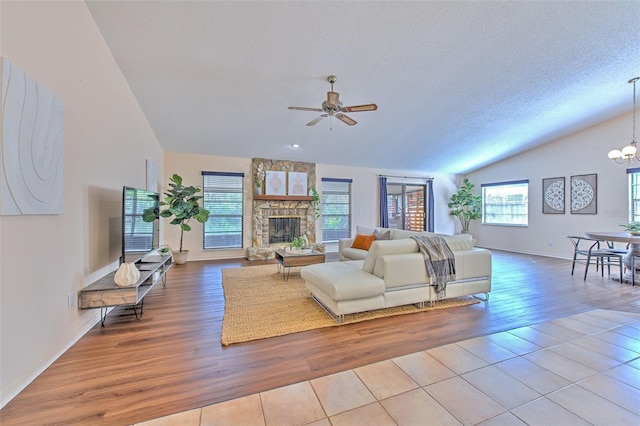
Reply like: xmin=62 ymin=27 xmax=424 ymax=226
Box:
xmin=584 ymin=231 xmax=640 ymax=282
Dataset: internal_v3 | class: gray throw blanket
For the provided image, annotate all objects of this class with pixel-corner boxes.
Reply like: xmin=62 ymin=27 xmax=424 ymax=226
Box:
xmin=411 ymin=235 xmax=456 ymax=298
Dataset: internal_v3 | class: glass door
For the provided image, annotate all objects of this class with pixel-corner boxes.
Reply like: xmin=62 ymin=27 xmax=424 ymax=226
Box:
xmin=386 ymin=183 xmax=426 ymax=231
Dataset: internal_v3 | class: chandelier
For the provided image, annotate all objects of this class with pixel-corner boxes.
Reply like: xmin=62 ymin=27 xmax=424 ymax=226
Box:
xmin=608 ymin=77 xmax=639 ymax=163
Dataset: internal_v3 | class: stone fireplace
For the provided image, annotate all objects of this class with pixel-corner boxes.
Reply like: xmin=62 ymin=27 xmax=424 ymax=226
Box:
xmin=246 ymin=158 xmax=320 ymax=260
xmin=249 ymin=199 xmax=314 ymax=253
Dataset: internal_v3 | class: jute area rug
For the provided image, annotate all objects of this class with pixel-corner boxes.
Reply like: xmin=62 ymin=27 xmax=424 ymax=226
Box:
xmin=221 ymin=264 xmax=479 ymax=346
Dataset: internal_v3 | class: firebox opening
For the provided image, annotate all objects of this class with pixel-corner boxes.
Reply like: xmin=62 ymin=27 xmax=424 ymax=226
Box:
xmin=269 ymin=217 xmax=300 ymax=244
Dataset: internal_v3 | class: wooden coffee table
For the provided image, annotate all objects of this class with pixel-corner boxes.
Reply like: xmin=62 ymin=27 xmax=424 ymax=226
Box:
xmin=274 ymin=249 xmax=325 ymax=281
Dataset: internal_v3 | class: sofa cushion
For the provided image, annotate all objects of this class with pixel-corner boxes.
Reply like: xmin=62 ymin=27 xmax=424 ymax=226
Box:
xmin=373 ymin=252 xmax=429 ymax=289
xmin=351 ymin=233 xmax=376 ymax=250
xmin=362 ymin=239 xmax=419 ymax=274
xmin=390 ymin=229 xmax=420 ymax=240
xmin=301 ymin=263 xmax=384 ymax=301
xmin=341 ymin=247 xmax=368 ymax=260
xmin=443 ymin=234 xmax=475 ymax=251
xmin=373 ymin=228 xmax=391 ymax=240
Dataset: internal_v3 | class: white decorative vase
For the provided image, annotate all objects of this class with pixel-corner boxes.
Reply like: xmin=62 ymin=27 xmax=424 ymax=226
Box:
xmin=173 ymin=250 xmax=189 ymax=265
xmin=114 ymin=262 xmax=140 ymax=287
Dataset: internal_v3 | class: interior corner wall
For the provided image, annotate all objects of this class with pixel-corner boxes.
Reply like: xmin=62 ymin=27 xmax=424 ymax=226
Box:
xmin=464 ymin=112 xmax=632 ymax=259
xmin=0 ymin=2 xmax=163 ymax=407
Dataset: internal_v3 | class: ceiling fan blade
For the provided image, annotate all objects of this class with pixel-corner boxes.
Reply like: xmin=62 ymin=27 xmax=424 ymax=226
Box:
xmin=327 ymin=91 xmax=339 ymax=106
xmin=306 ymin=114 xmax=328 ymax=126
xmin=288 ymin=106 xmax=323 ymax=112
xmin=336 ymin=113 xmax=357 ymax=126
xmin=341 ymin=104 xmax=378 ymax=113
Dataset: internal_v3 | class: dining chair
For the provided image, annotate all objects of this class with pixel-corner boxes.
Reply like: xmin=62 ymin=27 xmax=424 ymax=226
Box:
xmin=567 ymin=235 xmax=624 ymax=281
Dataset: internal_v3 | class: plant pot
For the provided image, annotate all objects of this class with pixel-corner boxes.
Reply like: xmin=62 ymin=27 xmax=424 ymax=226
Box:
xmin=172 ymin=250 xmax=189 ymax=265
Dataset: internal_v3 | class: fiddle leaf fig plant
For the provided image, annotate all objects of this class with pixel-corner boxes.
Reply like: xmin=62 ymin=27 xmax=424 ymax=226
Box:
xmin=448 ymin=178 xmax=482 ymax=233
xmin=143 ymin=174 xmax=210 ymax=252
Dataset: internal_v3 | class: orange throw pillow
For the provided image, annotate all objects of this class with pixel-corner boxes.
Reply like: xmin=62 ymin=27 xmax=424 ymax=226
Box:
xmin=351 ymin=233 xmax=376 ymax=250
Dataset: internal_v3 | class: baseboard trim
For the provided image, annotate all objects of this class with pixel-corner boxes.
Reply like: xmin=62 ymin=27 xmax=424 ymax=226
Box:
xmin=475 ymin=244 xmax=571 ymax=261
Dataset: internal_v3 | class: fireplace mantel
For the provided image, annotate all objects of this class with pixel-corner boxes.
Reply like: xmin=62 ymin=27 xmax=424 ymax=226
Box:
xmin=254 ymin=195 xmax=313 ymax=201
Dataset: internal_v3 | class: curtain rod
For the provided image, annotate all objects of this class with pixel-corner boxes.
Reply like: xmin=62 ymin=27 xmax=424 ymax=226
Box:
xmin=379 ymin=174 xmax=433 ymax=180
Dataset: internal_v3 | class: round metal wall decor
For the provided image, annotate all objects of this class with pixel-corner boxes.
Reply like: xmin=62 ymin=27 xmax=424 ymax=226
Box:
xmin=544 ymin=180 xmax=565 ymax=211
xmin=571 ymin=178 xmax=594 ymax=211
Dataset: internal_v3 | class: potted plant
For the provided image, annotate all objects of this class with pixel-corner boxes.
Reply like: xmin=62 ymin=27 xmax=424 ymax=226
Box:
xmin=143 ymin=174 xmax=210 ymax=264
xmin=288 ymin=236 xmax=310 ymax=253
xmin=448 ymin=178 xmax=482 ymax=234
xmin=310 ymin=188 xmax=320 ymax=220
xmin=254 ymin=163 xmax=265 ymax=195
xmin=621 ymin=222 xmax=640 ymax=235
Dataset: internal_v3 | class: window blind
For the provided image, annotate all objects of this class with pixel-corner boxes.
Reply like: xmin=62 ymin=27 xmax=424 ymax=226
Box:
xmin=202 ymin=172 xmax=244 ymax=249
xmin=321 ymin=178 xmax=352 ymax=243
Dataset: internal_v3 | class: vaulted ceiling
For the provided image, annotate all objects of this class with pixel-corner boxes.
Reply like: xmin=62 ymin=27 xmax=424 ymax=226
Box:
xmin=86 ymin=1 xmax=640 ymax=174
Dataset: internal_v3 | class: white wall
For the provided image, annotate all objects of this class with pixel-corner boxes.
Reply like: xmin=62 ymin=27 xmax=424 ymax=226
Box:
xmin=164 ymin=152 xmax=458 ymax=257
xmin=0 ymin=2 xmax=163 ymax=407
xmin=465 ymin=113 xmax=632 ymax=258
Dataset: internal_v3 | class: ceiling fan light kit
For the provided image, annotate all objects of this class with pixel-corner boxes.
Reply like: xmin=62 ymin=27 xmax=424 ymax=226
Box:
xmin=608 ymin=76 xmax=639 ymax=164
xmin=288 ymin=75 xmax=378 ymax=127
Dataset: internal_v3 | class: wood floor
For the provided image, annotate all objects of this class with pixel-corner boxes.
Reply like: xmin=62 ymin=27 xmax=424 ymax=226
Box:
xmin=2 ymin=250 xmax=640 ymax=425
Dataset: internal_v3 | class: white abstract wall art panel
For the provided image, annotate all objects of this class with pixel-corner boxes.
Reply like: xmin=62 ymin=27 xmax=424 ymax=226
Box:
xmin=1 ymin=57 xmax=64 ymax=215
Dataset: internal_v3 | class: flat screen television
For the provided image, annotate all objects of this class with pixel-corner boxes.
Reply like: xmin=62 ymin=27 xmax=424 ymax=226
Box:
xmin=121 ymin=186 xmax=159 ymax=263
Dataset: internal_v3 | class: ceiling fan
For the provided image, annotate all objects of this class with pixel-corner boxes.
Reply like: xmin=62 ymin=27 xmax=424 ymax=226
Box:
xmin=288 ymin=75 xmax=378 ymax=126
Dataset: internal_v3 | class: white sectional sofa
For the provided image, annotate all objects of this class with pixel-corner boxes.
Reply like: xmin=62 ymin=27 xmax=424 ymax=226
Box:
xmin=301 ymin=227 xmax=491 ymax=322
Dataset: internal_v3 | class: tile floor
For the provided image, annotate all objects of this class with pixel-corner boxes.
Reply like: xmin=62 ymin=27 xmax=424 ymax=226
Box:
xmin=135 ymin=309 xmax=640 ymax=425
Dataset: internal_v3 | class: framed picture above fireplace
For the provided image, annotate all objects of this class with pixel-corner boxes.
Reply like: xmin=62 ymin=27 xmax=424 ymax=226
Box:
xmin=266 ymin=171 xmax=286 ymax=195
xmin=288 ymin=172 xmax=307 ymax=196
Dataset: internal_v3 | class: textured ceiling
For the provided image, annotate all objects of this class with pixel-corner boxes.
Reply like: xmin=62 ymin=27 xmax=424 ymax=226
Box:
xmin=86 ymin=1 xmax=640 ymax=174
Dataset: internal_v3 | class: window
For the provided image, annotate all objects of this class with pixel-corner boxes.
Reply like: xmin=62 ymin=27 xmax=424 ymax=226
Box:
xmin=628 ymin=168 xmax=640 ymax=222
xmin=482 ymin=180 xmax=529 ymax=226
xmin=202 ymin=172 xmax=244 ymax=249
xmin=321 ymin=178 xmax=352 ymax=243
xmin=122 ymin=187 xmax=157 ymax=253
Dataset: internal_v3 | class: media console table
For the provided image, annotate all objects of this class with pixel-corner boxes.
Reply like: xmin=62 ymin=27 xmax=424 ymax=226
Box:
xmin=79 ymin=253 xmax=173 ymax=325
